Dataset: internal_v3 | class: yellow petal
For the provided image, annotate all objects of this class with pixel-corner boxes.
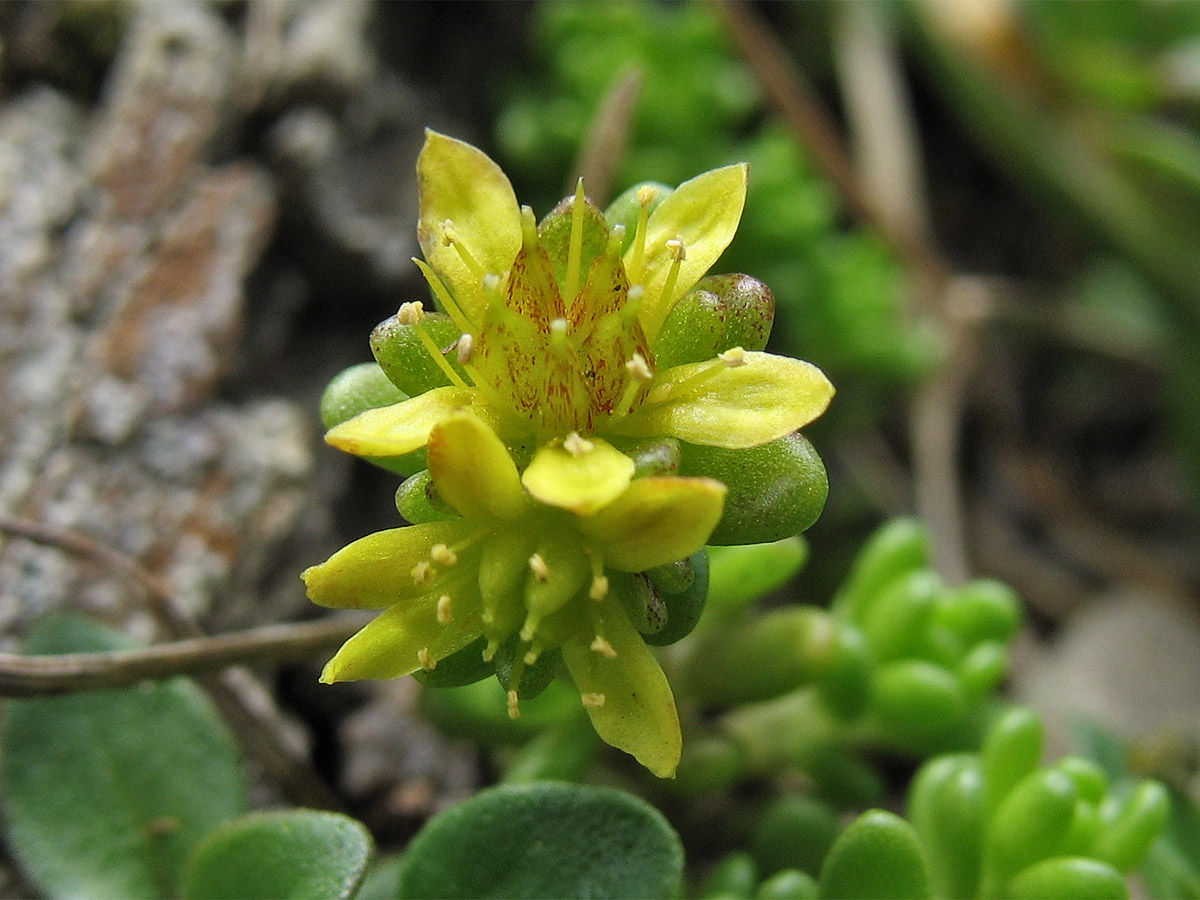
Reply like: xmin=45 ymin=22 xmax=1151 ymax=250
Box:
xmin=428 ymin=411 xmax=526 ymax=520
xmin=320 ymin=581 xmax=484 ymax=682
xmin=416 ymin=131 xmax=522 ymax=322
xmin=615 ymin=352 xmax=834 ymax=449
xmin=522 ymin=437 xmax=635 ymax=515
xmin=325 ymin=386 xmax=488 ymax=457
xmin=577 ymin=476 xmax=726 ymax=573
xmin=634 ymin=163 xmax=748 ymax=342
xmin=302 ymin=520 xmax=480 ymax=609
xmin=561 ymin=597 xmax=681 ymax=778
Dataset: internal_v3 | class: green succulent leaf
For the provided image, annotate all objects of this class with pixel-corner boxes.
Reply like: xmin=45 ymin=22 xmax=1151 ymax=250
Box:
xmin=0 ymin=615 xmax=246 ymax=900
xmin=394 ymin=783 xmax=684 ymax=899
xmin=183 ymin=810 xmax=372 ymax=900
xmin=1006 ymin=857 xmax=1128 ymax=900
xmin=817 ymin=809 xmax=931 ymax=899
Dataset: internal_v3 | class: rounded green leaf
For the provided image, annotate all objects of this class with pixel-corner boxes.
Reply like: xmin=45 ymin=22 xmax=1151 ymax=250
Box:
xmin=986 ymin=769 xmax=1079 ymax=887
xmin=700 ymin=852 xmax=759 ymax=899
xmin=705 ymin=538 xmax=807 ymax=620
xmin=860 ymin=570 xmax=940 ymax=664
xmin=831 ymin=518 xmax=930 ymax=625
xmin=1 ymin=615 xmax=246 ymax=900
xmin=1007 ymin=857 xmax=1128 ymax=900
xmin=394 ymin=783 xmax=684 ymax=899
xmin=757 ymin=869 xmax=819 ymax=900
xmin=679 ymin=434 xmax=828 ymax=545
xmin=751 ymin=794 xmax=840 ymax=877
xmin=818 ymin=810 xmax=931 ymax=899
xmin=982 ymin=706 xmax=1045 ymax=814
xmin=908 ymin=755 xmax=986 ymax=900
xmin=1094 ymin=780 xmax=1170 ymax=872
xmin=871 ymin=661 xmax=968 ymax=747
xmin=184 ymin=810 xmax=372 ymax=900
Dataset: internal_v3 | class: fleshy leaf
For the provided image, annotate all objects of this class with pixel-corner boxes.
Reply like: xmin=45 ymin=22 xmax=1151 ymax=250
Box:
xmin=561 ymin=598 xmax=681 ymax=778
xmin=416 ymin=131 xmax=521 ymax=323
xmin=184 ymin=810 xmax=372 ymax=900
xmin=522 ymin=437 xmax=635 ymax=514
xmin=320 ymin=577 xmax=484 ymax=682
xmin=394 ymin=783 xmax=684 ymax=899
xmin=325 ymin=386 xmax=484 ymax=458
xmin=578 ymin=476 xmax=726 ymax=573
xmin=634 ymin=163 xmax=748 ymax=341
xmin=615 ymin=352 xmax=834 ymax=449
xmin=427 ymin=412 xmax=526 ymax=520
xmin=303 ymin=520 xmax=478 ymax=609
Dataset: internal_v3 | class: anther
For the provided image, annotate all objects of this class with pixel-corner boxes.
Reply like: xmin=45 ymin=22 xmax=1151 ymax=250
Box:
xmin=430 ymin=543 xmax=458 ymax=566
xmin=410 ymin=561 xmax=435 ymax=584
xmin=718 ymin=346 xmax=746 ymax=367
xmin=549 ymin=317 xmax=569 ymax=351
xmin=589 ymin=574 xmax=609 ymax=600
xmin=581 ymin=692 xmax=607 ymax=709
xmin=528 ymin=553 xmax=550 ymax=582
xmin=417 ymin=647 xmax=436 ymax=671
xmin=397 ymin=300 xmax=425 ymax=325
xmin=626 ymin=353 xmax=654 ymax=382
xmin=436 ymin=594 xmax=453 ymax=624
xmin=507 ymin=689 xmax=521 ymax=719
xmin=456 ymin=333 xmax=474 ymax=364
xmin=564 ymin=432 xmax=594 ymax=457
xmin=666 ymin=237 xmax=686 ymax=261
xmin=590 ymin=635 xmax=618 ymax=659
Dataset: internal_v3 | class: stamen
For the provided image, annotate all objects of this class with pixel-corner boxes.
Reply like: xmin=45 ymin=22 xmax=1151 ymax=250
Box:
xmin=589 ymin=574 xmax=609 ymax=600
xmin=417 ymin=647 xmax=436 ymax=671
xmin=413 ymin=258 xmax=474 ymax=333
xmin=644 ymin=347 xmax=747 ymax=408
xmin=590 ymin=635 xmax=618 ymax=659
xmin=627 ymin=185 xmax=658 ymax=285
xmin=410 ymin=315 xmax=472 ymax=390
xmin=507 ymin=689 xmax=521 ymax=719
xmin=528 ymin=553 xmax=550 ymax=582
xmin=625 ymin=352 xmax=654 ymax=382
xmin=564 ymin=178 xmax=586 ymax=303
xmin=430 ymin=544 xmax=458 ymax=566
xmin=436 ymin=594 xmax=453 ymax=624
xmin=441 ymin=219 xmax=486 ymax=283
xmin=564 ymin=432 xmax=594 ymax=457
xmin=410 ymin=561 xmax=435 ymax=584
xmin=523 ymin=646 xmax=541 ymax=666
xmin=456 ymin=333 xmax=474 ymax=364
xmin=519 ymin=612 xmax=541 ymax=643
xmin=581 ymin=692 xmax=607 ymax=709
xmin=397 ymin=300 xmax=425 ymax=324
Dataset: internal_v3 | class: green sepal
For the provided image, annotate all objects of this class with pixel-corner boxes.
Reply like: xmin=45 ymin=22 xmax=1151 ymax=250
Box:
xmin=908 ymin=754 xmax=987 ymax=900
xmin=817 ymin=809 xmax=932 ymax=899
xmin=832 ymin=518 xmax=930 ymax=624
xmin=1007 ymin=857 xmax=1128 ymax=900
xmin=493 ymin=637 xmax=562 ymax=701
xmin=395 ymin=470 xmax=461 ymax=524
xmin=412 ymin=636 xmax=494 ymax=689
xmin=679 ymin=434 xmax=828 ymax=546
xmin=653 ymin=273 xmax=775 ymax=369
xmin=644 ymin=548 xmax=709 ymax=646
xmin=620 ymin=436 xmax=682 ymax=477
xmin=604 ymin=182 xmax=673 ymax=253
xmin=611 ymin=570 xmax=667 ymax=636
xmin=370 ymin=310 xmax=466 ymax=397
xmin=319 ymin=363 xmax=426 ymax=475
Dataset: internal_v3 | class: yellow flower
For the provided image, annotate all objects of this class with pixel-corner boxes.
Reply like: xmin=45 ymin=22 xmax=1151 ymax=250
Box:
xmin=325 ymin=131 xmax=833 ymax=499
xmin=304 ymin=411 xmax=726 ymax=778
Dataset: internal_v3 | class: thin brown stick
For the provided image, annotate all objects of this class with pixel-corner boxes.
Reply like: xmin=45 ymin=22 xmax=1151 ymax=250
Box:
xmin=570 ymin=66 xmax=643 ymax=206
xmin=0 ymin=617 xmax=366 ymax=697
xmin=0 ymin=514 xmax=345 ymax=808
